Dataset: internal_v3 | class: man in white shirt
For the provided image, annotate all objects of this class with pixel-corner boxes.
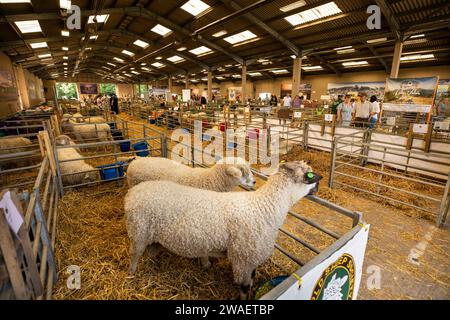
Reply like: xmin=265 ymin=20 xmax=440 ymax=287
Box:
xmin=283 ymin=94 xmax=292 ymax=108
xmin=352 ymin=92 xmax=371 ymax=127
xmin=369 ymin=95 xmax=381 ymax=129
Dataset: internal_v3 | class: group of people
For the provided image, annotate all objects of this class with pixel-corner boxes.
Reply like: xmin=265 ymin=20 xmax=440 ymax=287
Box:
xmin=335 ymin=93 xmax=380 ymax=129
xmin=82 ymin=93 xmax=119 ymax=114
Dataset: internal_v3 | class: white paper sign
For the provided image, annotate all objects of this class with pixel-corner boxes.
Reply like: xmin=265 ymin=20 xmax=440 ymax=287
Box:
xmin=182 ymin=89 xmax=191 ymax=102
xmin=320 ymin=95 xmax=331 ymax=100
xmin=0 ymin=191 xmax=24 ymax=235
xmin=413 ymin=124 xmax=429 ymax=134
xmin=244 ymin=107 xmax=250 ymax=113
xmin=300 ymin=105 xmax=305 ymax=109
xmin=324 ymin=114 xmax=334 ymax=122
xmin=294 ymin=112 xmax=302 ymax=119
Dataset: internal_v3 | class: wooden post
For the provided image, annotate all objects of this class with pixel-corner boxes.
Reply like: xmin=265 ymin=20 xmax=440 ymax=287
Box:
xmin=390 ymin=41 xmax=403 ymax=78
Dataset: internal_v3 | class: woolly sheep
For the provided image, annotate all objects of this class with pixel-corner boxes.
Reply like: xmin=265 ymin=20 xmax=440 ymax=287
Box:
xmin=126 ymin=156 xmax=256 ymax=191
xmin=62 ymin=120 xmax=112 ymax=142
xmin=55 ymin=134 xmax=80 ymax=152
xmin=56 ymin=138 xmax=98 ymax=186
xmin=125 ymin=161 xmax=322 ymax=299
xmin=0 ymin=136 xmax=34 ymax=169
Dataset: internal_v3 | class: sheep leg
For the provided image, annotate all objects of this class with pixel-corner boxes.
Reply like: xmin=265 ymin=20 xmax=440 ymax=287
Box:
xmin=233 ymin=264 xmax=254 ymax=300
xmin=147 ymin=243 xmax=163 ymax=257
xmin=200 ymin=257 xmax=211 ymax=268
xmin=129 ymin=240 xmax=147 ymax=275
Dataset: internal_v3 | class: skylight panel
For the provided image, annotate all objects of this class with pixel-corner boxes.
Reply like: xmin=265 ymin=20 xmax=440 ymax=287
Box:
xmin=400 ymin=54 xmax=434 ymax=62
xmin=167 ymin=55 xmax=185 ymax=63
xmin=280 ymin=0 xmax=306 ymax=12
xmin=59 ymin=0 xmax=71 ymax=10
xmin=285 ymin=2 xmax=341 ymax=26
xmin=151 ymin=24 xmax=172 ymax=36
xmin=181 ymin=0 xmax=210 ymax=16
xmin=151 ymin=62 xmax=165 ymax=68
xmin=189 ymin=46 xmax=212 ymax=56
xmin=224 ymin=30 xmax=257 ymax=45
xmin=88 ymin=14 xmax=109 ymax=24
xmin=14 ymin=20 xmax=42 ymax=33
xmin=133 ymin=40 xmax=149 ymax=48
xmin=0 ymin=1 xmax=32 ymax=3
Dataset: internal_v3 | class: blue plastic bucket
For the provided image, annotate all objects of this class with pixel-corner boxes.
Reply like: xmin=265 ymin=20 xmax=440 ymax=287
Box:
xmin=149 ymin=119 xmax=156 ymax=124
xmin=132 ymin=141 xmax=149 ymax=157
xmin=96 ymin=162 xmax=125 ymax=181
xmin=120 ymin=140 xmax=131 ymax=152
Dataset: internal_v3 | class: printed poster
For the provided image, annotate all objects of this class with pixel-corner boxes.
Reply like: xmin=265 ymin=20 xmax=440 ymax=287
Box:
xmin=79 ymin=83 xmax=98 ymax=94
xmin=0 ymin=70 xmax=17 ymax=100
xmin=327 ymin=82 xmax=385 ymax=100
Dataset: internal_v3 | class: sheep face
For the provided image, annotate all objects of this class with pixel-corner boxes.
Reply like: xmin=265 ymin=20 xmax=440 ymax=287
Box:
xmin=56 ymin=135 xmax=72 ymax=146
xmin=225 ymin=165 xmax=256 ymax=189
xmin=280 ymin=161 xmax=322 ymax=195
xmin=83 ymin=171 xmax=98 ymax=183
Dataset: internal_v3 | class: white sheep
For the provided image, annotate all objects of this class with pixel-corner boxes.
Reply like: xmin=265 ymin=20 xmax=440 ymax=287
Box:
xmin=55 ymin=134 xmax=80 ymax=152
xmin=61 ymin=120 xmax=112 ymax=142
xmin=0 ymin=136 xmax=34 ymax=169
xmin=124 ymin=161 xmax=322 ymax=299
xmin=126 ymin=156 xmax=256 ymax=191
xmin=56 ymin=138 xmax=98 ymax=186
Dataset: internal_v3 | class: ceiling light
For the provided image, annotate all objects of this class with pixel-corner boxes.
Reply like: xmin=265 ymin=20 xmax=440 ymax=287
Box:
xmin=190 ymin=79 xmax=199 ymax=83
xmin=366 ymin=37 xmax=387 ymax=44
xmin=61 ymin=30 xmax=70 ymax=37
xmin=30 ymin=42 xmax=47 ymax=49
xmin=177 ymin=47 xmax=187 ymax=51
xmin=231 ymin=74 xmax=241 ymax=78
xmin=151 ymin=62 xmax=165 ymax=68
xmin=62 ymin=46 xmax=69 ymax=51
xmin=63 ymin=56 xmax=68 ymax=60
xmin=216 ymin=76 xmax=225 ymax=80
xmin=337 ymin=49 xmax=356 ymax=54
xmin=342 ymin=61 xmax=369 ymax=67
xmin=285 ymin=2 xmax=341 ymax=26
xmin=38 ymin=53 xmax=51 ymax=59
xmin=130 ymin=67 xmax=135 ymax=70
xmin=302 ymin=65 xmax=323 ymax=71
xmin=121 ymin=50 xmax=135 ymax=57
xmin=0 ymin=0 xmax=32 ymax=3
xmin=400 ymin=54 xmax=435 ymax=62
xmin=63 ymin=62 xmax=68 ymax=66
xmin=224 ymin=30 xmax=257 ymax=45
xmin=189 ymin=46 xmax=212 ymax=56
xmin=107 ymin=62 xmax=117 ymax=67
xmin=142 ymin=67 xmax=151 ymax=71
xmin=212 ymin=30 xmax=227 ymax=38
xmin=271 ymin=69 xmax=289 ymax=74
xmin=89 ymin=35 xmax=98 ymax=40
xmin=88 ymin=14 xmax=109 ymax=24
xmin=410 ymin=34 xmax=425 ymax=39
xmin=280 ymin=0 xmax=306 ymax=12
xmin=113 ymin=57 xmax=125 ymax=63
xmin=133 ymin=39 xmax=149 ymax=48
xmin=167 ymin=55 xmax=184 ymax=63
xmin=334 ymin=46 xmax=352 ymax=51
xmin=155 ymin=56 xmax=162 ymax=60
xmin=181 ymin=0 xmax=210 ymax=16
xmin=151 ymin=24 xmax=172 ymax=36
xmin=404 ymin=38 xmax=427 ymax=45
xmin=131 ymin=71 xmax=140 ymax=75
xmin=85 ymin=47 xmax=91 ymax=50
xmin=290 ymin=55 xmax=297 ymax=59
xmin=141 ymin=63 xmax=146 ymax=66
xmin=102 ymin=66 xmax=111 ymax=70
xmin=248 ymin=72 xmax=262 ymax=77
xmin=14 ymin=20 xmax=42 ymax=33
xmin=59 ymin=0 xmax=71 ymax=9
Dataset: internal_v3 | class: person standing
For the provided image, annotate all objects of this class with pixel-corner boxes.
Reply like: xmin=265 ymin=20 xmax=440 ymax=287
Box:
xmin=369 ymin=95 xmax=380 ymax=129
xmin=270 ymin=94 xmax=278 ymax=107
xmin=337 ymin=94 xmax=354 ymax=127
xmin=283 ymin=94 xmax=292 ymax=108
xmin=292 ymin=95 xmax=302 ymax=108
xmin=331 ymin=95 xmax=343 ymax=115
xmin=353 ymin=92 xmax=371 ymax=127
xmin=110 ymin=93 xmax=119 ymax=114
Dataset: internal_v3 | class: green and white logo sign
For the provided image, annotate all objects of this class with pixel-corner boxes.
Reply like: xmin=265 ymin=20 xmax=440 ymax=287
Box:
xmin=311 ymin=253 xmax=355 ymax=300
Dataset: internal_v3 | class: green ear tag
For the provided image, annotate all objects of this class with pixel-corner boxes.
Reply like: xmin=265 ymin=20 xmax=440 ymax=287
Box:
xmin=306 ymin=172 xmax=314 ymax=180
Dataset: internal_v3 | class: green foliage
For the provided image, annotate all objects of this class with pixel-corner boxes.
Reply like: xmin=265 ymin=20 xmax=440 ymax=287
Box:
xmin=56 ymin=82 xmax=78 ymax=99
xmin=100 ymin=83 xmax=117 ymax=95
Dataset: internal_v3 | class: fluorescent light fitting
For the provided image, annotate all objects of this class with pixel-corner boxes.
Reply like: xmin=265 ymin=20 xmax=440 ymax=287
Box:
xmin=248 ymin=72 xmax=262 ymax=76
xmin=121 ymin=50 xmax=135 ymax=56
xmin=342 ymin=61 xmax=368 ymax=67
xmin=61 ymin=30 xmax=70 ymax=37
xmin=216 ymin=76 xmax=225 ymax=80
xmin=63 ymin=56 xmax=68 ymax=59
xmin=366 ymin=37 xmax=387 ymax=44
xmin=224 ymin=30 xmax=257 ymax=44
xmin=133 ymin=39 xmax=149 ymax=48
xmin=302 ymin=65 xmax=323 ymax=71
xmin=285 ymin=1 xmax=341 ymax=26
xmin=400 ymin=54 xmax=434 ymax=62
xmin=151 ymin=62 xmax=165 ymax=68
xmin=177 ymin=47 xmax=187 ymax=51
xmin=107 ymin=62 xmax=116 ymax=67
xmin=30 ymin=42 xmax=47 ymax=49
xmin=59 ymin=0 xmax=71 ymax=10
xmin=167 ymin=55 xmax=184 ymax=63
xmin=410 ymin=34 xmax=425 ymax=39
xmin=334 ymin=46 xmax=352 ymax=51
xmin=212 ymin=30 xmax=227 ymax=37
xmin=89 ymin=35 xmax=98 ymax=40
xmin=181 ymin=0 xmax=210 ymax=16
xmin=280 ymin=0 xmax=306 ymax=12
xmin=113 ymin=57 xmax=125 ymax=63
xmin=14 ymin=20 xmax=42 ymax=33
xmin=271 ymin=69 xmax=289 ymax=74
xmin=62 ymin=46 xmax=68 ymax=51
xmin=38 ymin=53 xmax=51 ymax=59
xmin=337 ymin=49 xmax=356 ymax=54
xmin=151 ymin=24 xmax=172 ymax=36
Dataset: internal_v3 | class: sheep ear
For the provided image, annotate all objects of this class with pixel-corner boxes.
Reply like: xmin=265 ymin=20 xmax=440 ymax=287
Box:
xmin=226 ymin=166 xmax=242 ymax=179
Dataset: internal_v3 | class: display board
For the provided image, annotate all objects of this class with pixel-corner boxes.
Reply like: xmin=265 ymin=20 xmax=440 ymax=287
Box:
xmin=228 ymin=87 xmax=242 ymax=102
xmin=383 ymin=77 xmax=438 ymax=113
xmin=79 ymin=83 xmax=98 ymax=94
xmin=327 ymin=82 xmax=385 ymax=99
xmin=434 ymin=79 xmax=450 ymax=114
xmin=0 ymin=69 xmax=17 ymax=100
xmin=182 ymin=89 xmax=191 ymax=102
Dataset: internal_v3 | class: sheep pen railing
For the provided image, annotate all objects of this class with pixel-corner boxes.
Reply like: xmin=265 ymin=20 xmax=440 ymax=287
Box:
xmin=329 ymin=130 xmax=450 ymax=227
xmin=0 ymin=155 xmax=59 ymax=299
xmin=165 ymin=136 xmax=370 ymax=300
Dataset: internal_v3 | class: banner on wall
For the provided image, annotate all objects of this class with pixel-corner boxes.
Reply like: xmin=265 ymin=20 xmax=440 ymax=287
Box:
xmin=0 ymin=70 xmax=17 ymax=100
xmin=228 ymin=87 xmax=242 ymax=101
xmin=434 ymin=79 xmax=450 ymax=106
xmin=327 ymin=82 xmax=385 ymax=99
xmin=80 ymin=83 xmax=98 ymax=94
xmin=281 ymin=83 xmax=312 ymax=99
xmin=27 ymin=78 xmax=36 ymax=100
xmin=383 ymin=77 xmax=438 ymax=113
